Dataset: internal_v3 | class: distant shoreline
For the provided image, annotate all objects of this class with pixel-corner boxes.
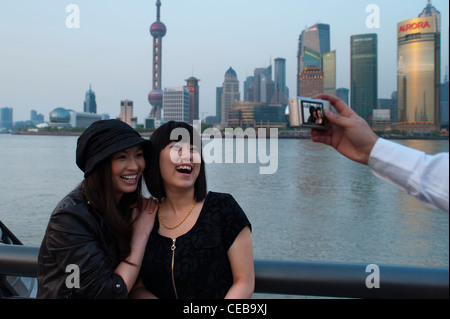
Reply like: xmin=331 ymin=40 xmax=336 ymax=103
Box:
xmin=11 ymin=131 xmax=82 ymax=136
xmin=9 ymin=130 xmax=449 ymax=140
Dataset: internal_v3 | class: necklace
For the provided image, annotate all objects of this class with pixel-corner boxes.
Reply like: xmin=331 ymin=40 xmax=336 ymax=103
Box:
xmin=158 ymin=199 xmax=196 ymax=230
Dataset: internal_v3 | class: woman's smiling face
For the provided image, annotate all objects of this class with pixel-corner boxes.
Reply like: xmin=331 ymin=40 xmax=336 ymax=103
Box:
xmin=111 ymin=144 xmax=145 ymax=202
xmin=159 ymin=141 xmax=201 ymax=192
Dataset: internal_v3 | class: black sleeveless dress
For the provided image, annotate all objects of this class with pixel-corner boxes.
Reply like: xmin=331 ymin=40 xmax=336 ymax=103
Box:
xmin=139 ymin=192 xmax=251 ymax=299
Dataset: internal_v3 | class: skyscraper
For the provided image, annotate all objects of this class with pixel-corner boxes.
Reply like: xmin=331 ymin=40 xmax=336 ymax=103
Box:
xmin=216 ymin=87 xmax=223 ymax=124
xmin=83 ymin=85 xmax=97 ymax=114
xmin=185 ymin=77 xmax=200 ymax=124
xmin=416 ymin=0 xmax=442 ymax=130
xmin=243 ymin=76 xmax=254 ymax=102
xmin=221 ymin=67 xmax=240 ymax=126
xmin=323 ymin=51 xmax=336 ymax=96
xmin=253 ymin=66 xmax=273 ymax=104
xmin=397 ymin=13 xmax=440 ymax=132
xmin=148 ymin=0 xmax=167 ymax=120
xmin=120 ymin=100 xmax=136 ymax=127
xmin=30 ymin=110 xmax=44 ymax=124
xmin=0 ymin=107 xmax=13 ymax=130
xmin=298 ymin=24 xmax=330 ymax=72
xmin=163 ymin=87 xmax=190 ymax=123
xmin=297 ymin=23 xmax=330 ymax=97
xmin=273 ymin=58 xmax=289 ymax=104
xmin=350 ymin=34 xmax=378 ymax=122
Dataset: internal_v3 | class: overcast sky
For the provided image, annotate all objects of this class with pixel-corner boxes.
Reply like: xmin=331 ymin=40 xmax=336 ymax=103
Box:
xmin=1 ymin=0 xmax=448 ymax=123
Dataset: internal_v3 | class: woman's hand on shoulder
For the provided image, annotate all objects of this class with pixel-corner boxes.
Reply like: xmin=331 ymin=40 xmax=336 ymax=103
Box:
xmin=131 ymin=197 xmax=158 ymax=238
xmin=143 ymin=196 xmax=159 ymax=215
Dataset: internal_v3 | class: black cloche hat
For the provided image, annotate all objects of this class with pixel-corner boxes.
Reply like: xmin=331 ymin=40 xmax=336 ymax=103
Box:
xmin=76 ymin=119 xmax=150 ymax=177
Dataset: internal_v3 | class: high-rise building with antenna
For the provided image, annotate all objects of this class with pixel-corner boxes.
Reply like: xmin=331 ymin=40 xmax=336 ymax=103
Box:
xmin=185 ymin=77 xmax=200 ymax=124
xmin=221 ymin=67 xmax=240 ymax=126
xmin=419 ymin=0 xmax=441 ymax=32
xmin=297 ymin=23 xmax=330 ymax=97
xmin=395 ymin=1 xmax=441 ymax=132
xmin=148 ymin=0 xmax=166 ymax=120
xmin=83 ymin=84 xmax=97 ymax=114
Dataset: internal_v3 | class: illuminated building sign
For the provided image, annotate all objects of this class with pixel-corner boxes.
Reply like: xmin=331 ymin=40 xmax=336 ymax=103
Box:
xmin=398 ymin=21 xmax=431 ymax=33
xmin=397 ymin=17 xmax=436 ymax=37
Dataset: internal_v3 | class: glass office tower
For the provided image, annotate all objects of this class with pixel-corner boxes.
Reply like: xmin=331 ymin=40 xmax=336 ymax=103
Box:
xmin=350 ymin=34 xmax=378 ymax=122
xmin=0 ymin=107 xmax=13 ymax=130
xmin=298 ymin=24 xmax=330 ymax=70
xmin=397 ymin=16 xmax=440 ymax=131
xmin=273 ymin=58 xmax=288 ymax=104
xmin=297 ymin=23 xmax=330 ymax=96
xmin=323 ymin=51 xmax=336 ymax=96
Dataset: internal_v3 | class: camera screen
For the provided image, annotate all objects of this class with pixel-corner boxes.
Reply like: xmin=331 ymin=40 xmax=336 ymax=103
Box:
xmin=301 ymin=101 xmax=326 ymax=125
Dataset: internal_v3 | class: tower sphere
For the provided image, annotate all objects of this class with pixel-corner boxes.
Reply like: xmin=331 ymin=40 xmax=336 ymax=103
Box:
xmin=148 ymin=89 xmax=163 ymax=105
xmin=150 ymin=21 xmax=166 ymax=37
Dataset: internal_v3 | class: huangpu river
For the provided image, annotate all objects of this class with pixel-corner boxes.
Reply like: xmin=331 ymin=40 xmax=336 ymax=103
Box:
xmin=0 ymin=134 xmax=448 ymax=269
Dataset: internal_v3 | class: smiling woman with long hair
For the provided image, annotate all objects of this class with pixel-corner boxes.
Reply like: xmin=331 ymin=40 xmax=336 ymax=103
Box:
xmin=37 ymin=119 xmax=157 ymax=299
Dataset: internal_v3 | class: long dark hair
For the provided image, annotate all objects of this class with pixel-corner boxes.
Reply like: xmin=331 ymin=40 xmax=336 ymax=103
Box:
xmin=81 ymin=158 xmax=144 ymax=262
xmin=145 ymin=121 xmax=207 ymax=201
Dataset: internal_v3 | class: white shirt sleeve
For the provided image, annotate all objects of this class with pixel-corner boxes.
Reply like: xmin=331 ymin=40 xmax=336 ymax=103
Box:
xmin=368 ymin=138 xmax=449 ymax=213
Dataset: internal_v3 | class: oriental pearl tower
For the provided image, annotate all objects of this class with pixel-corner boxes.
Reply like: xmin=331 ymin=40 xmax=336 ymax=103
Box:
xmin=148 ymin=0 xmax=166 ymax=120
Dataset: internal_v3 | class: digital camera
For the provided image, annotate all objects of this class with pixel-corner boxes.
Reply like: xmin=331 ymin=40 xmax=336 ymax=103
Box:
xmin=286 ymin=97 xmax=332 ymax=129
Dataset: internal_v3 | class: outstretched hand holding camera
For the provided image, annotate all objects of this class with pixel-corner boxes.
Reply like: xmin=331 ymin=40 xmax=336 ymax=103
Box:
xmin=310 ymin=93 xmax=449 ymax=213
xmin=310 ymin=94 xmax=379 ymax=165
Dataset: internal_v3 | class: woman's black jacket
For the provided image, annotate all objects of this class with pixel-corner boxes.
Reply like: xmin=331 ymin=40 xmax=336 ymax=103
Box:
xmin=37 ymin=186 xmax=128 ymax=299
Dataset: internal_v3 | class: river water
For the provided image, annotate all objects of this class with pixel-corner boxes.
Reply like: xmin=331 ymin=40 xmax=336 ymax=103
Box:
xmin=0 ymin=134 xmax=448 ymax=268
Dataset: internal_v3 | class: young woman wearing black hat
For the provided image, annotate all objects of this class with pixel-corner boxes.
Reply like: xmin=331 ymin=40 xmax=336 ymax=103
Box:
xmin=37 ymin=119 xmax=157 ymax=298
xmin=131 ymin=121 xmax=254 ymax=299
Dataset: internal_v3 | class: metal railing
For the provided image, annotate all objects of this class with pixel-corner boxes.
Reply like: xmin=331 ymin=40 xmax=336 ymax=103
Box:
xmin=0 ymin=245 xmax=448 ymax=299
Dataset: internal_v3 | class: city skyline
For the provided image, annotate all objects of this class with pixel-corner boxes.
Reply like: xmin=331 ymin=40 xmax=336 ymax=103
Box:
xmin=1 ymin=0 xmax=448 ymax=123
